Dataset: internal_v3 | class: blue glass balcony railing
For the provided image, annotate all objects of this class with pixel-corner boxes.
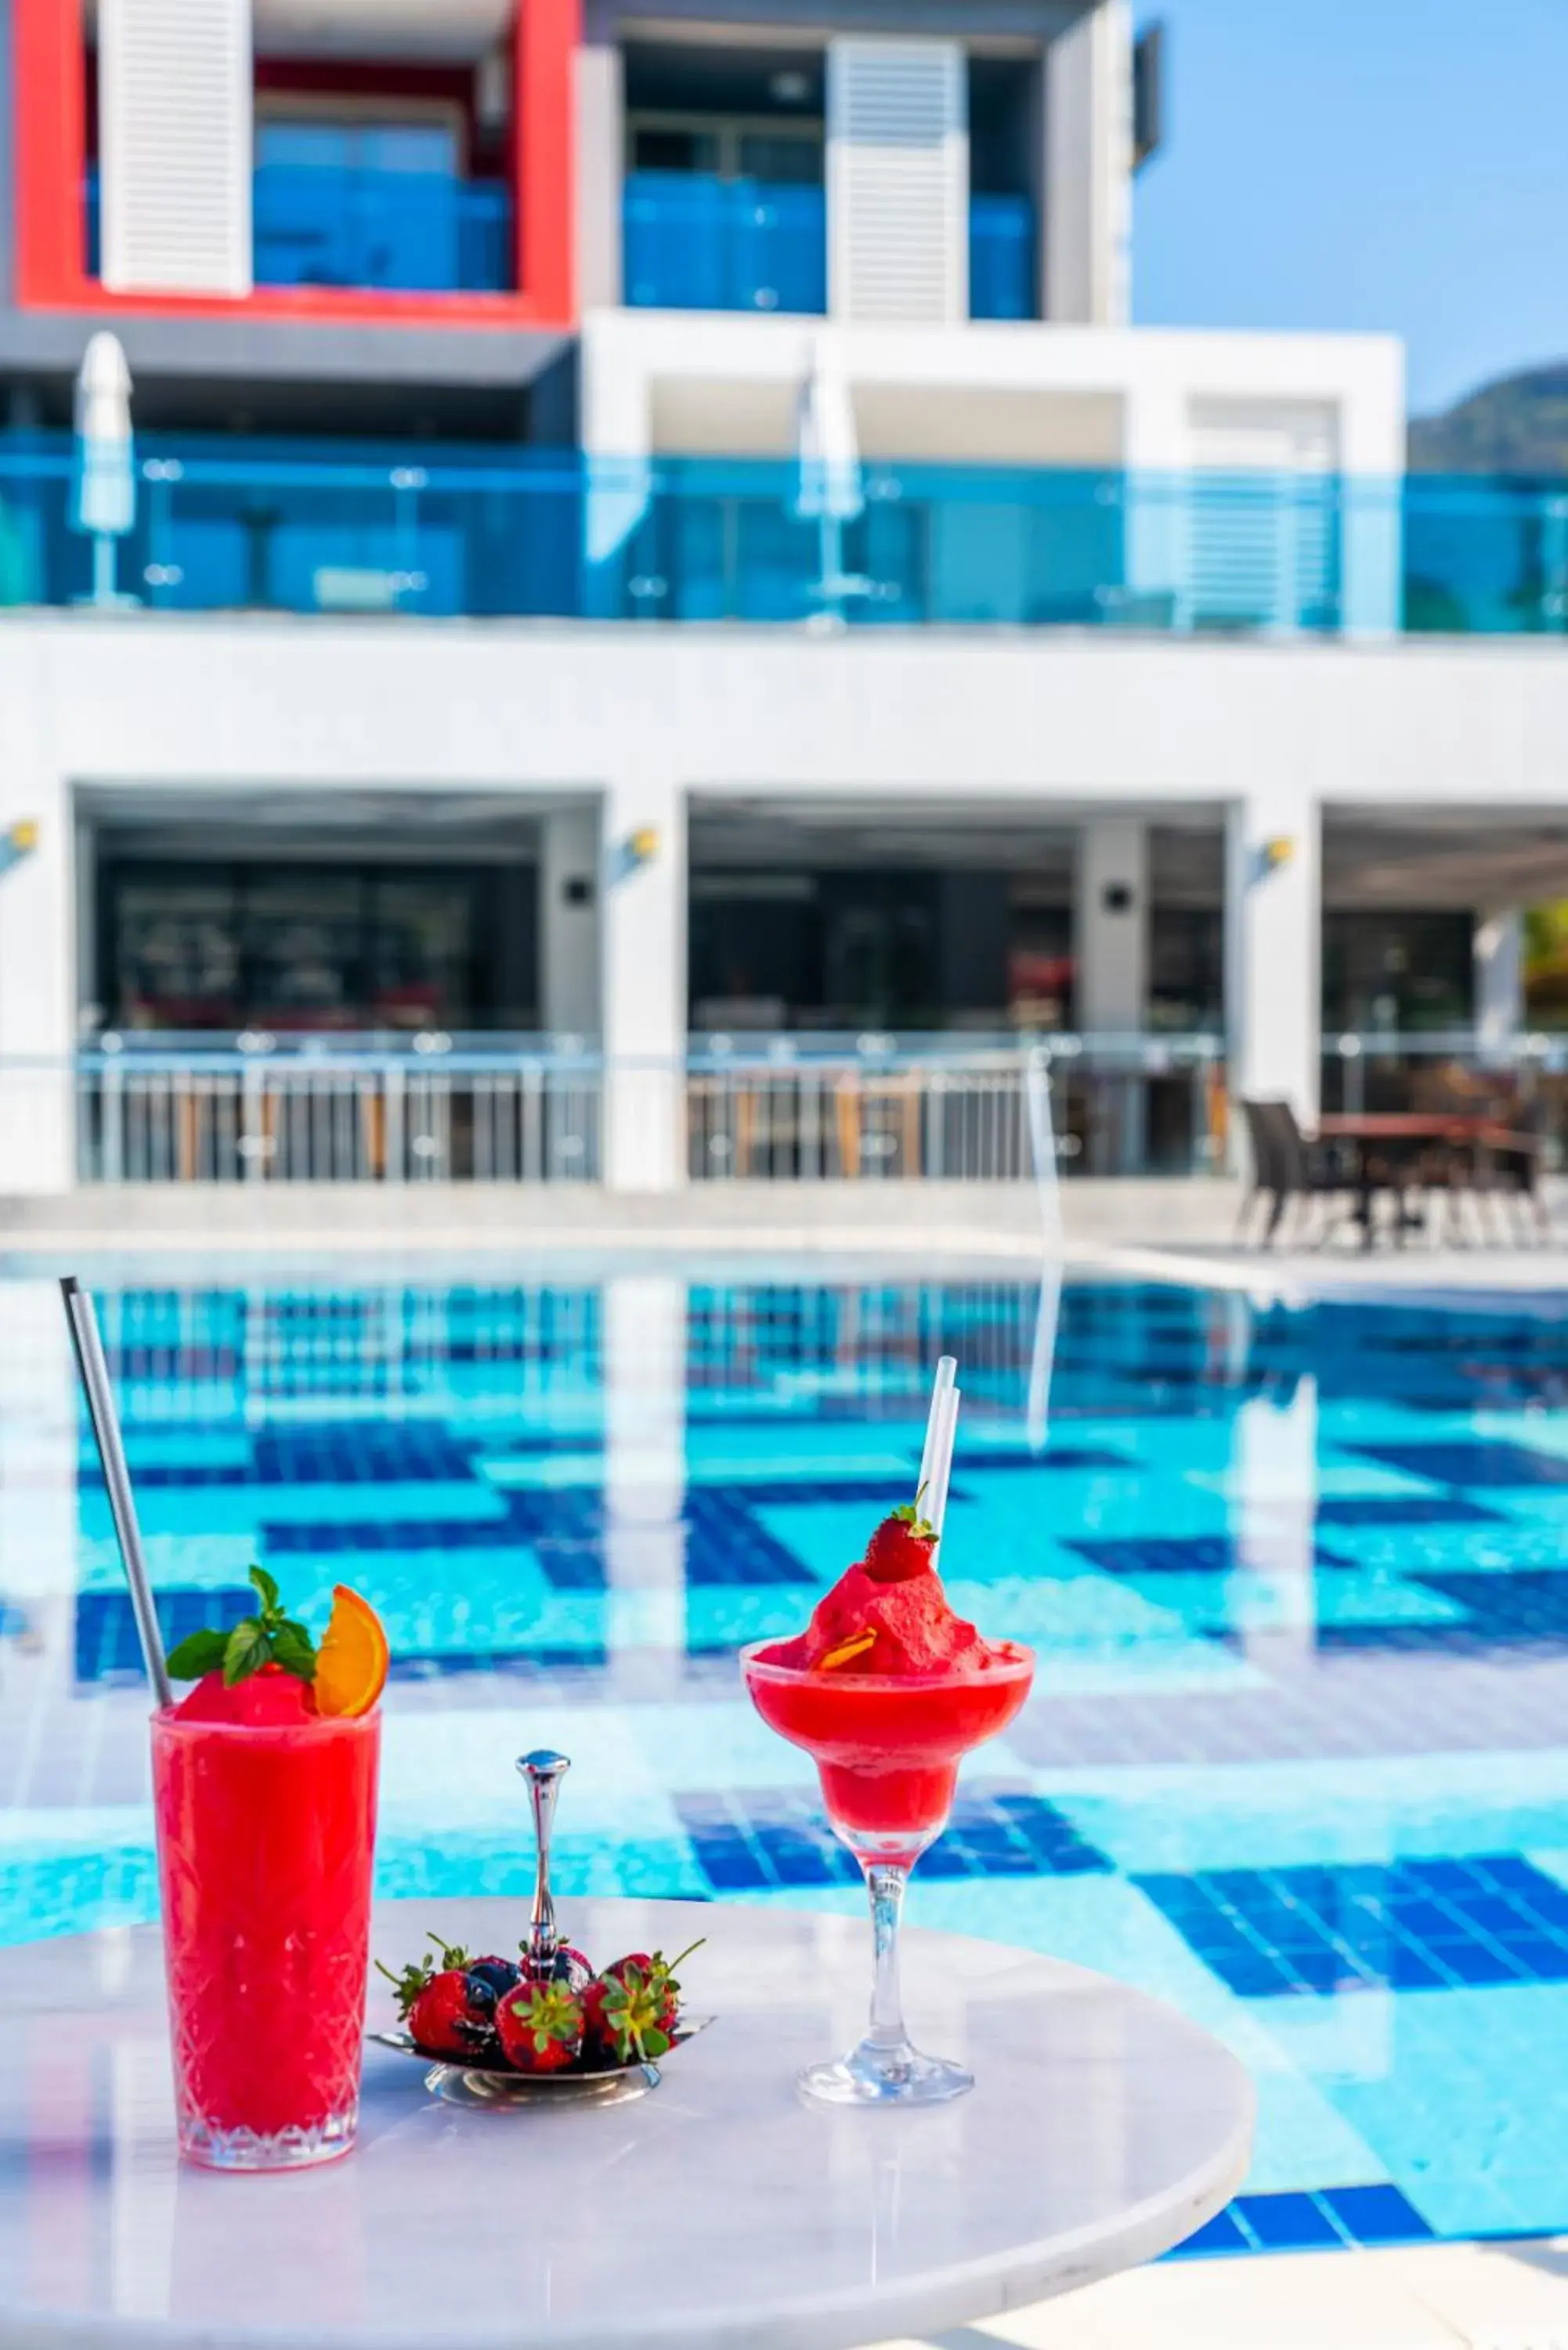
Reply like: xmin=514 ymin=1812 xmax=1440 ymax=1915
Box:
xmin=253 ymin=164 xmax=511 ymax=293
xmin=623 ymin=172 xmax=826 ymax=314
xmin=620 ymin=174 xmax=1037 ymax=320
xmin=83 ymin=168 xmax=512 ymax=294
xmin=4 ymin=433 xmax=1568 ymax=641
xmin=970 ymin=195 xmax=1035 ymax=320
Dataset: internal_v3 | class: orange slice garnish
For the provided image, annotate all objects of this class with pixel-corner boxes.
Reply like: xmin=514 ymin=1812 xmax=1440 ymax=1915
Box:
xmin=313 ymin=1585 xmax=389 ymax=1717
xmin=815 ymin=1628 xmax=877 ymax=1672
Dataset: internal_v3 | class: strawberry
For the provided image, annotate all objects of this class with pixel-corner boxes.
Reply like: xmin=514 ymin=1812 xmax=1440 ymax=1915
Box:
xmin=862 ymin=1501 xmax=937 ymax=1585
xmin=583 ymin=1941 xmax=703 ymax=2066
xmin=496 ymin=1978 xmax=585 ymax=2073
xmin=407 ymin=1972 xmax=493 ymax=2059
xmin=540 ymin=1943 xmax=594 ymax=1996
xmin=377 ymin=1933 xmax=505 ymax=2059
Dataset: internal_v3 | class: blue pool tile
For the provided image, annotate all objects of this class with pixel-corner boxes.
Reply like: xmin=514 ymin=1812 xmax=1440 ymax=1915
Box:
xmin=674 ymin=1785 xmax=1111 ymax=1893
xmin=1165 ymin=2206 xmax=1254 ymax=2258
xmin=1233 ymin=2193 xmax=1346 ymax=2251
xmin=1353 ymin=1439 xmax=1568 ymax=1488
xmin=1411 ymin=1569 xmax=1568 ymax=1648
xmin=1134 ymin=1855 xmax=1568 ymax=1998
xmin=1318 ymin=2185 xmax=1435 ymax=2245
xmin=1065 ymin=1536 xmax=1353 ymax=1576
xmin=74 ymin=1586 xmax=255 ymax=1683
xmin=1313 ymin=1494 xmax=1505 ymax=1527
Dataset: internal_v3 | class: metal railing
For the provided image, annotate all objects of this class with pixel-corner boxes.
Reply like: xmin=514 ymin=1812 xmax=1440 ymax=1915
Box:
xmin=685 ymin=1034 xmax=1223 ymax=1180
xmin=70 ymin=1042 xmax=603 ymax=1185
xmin=0 ymin=1033 xmax=1227 ymax=1190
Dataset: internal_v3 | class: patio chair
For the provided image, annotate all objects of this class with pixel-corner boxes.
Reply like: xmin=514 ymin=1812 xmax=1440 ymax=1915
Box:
xmin=1237 ymin=1098 xmax=1348 ymax=1247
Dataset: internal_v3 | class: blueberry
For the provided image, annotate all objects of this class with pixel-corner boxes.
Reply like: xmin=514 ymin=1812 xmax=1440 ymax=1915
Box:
xmin=467 ymin=1958 xmax=521 ymax=2012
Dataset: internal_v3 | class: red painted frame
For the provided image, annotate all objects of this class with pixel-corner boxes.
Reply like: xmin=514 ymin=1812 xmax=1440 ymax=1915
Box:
xmin=14 ymin=0 xmax=576 ymax=328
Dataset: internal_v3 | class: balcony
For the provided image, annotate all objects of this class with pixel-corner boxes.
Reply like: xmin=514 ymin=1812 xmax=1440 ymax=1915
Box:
xmin=9 ymin=437 xmax=1568 ymax=639
xmin=621 ymin=172 xmax=1037 ymax=322
xmin=84 ymin=161 xmax=514 ymax=297
xmin=623 ymin=172 xmax=826 ymax=315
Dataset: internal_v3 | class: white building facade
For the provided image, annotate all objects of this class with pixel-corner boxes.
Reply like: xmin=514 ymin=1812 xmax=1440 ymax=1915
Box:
xmin=0 ymin=0 xmax=1557 ymax=1197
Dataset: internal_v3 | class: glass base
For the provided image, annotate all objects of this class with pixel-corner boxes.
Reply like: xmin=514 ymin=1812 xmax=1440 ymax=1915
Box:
xmin=799 ymin=2035 xmax=974 ymax=2108
xmin=178 ymin=2103 xmax=359 ymax=2171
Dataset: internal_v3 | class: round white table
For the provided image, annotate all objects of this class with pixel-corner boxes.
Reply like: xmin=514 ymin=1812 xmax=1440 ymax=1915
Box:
xmin=0 ymin=1896 xmax=1253 ymax=2350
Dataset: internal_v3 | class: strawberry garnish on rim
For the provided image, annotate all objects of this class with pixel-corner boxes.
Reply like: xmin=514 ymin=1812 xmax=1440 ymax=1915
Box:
xmin=862 ymin=1499 xmax=937 ymax=1585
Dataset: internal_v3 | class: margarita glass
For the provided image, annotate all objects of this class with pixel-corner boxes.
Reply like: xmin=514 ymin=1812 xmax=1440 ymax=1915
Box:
xmin=741 ymin=1638 xmax=1035 ymax=2105
xmin=152 ymin=1703 xmax=381 ymax=2168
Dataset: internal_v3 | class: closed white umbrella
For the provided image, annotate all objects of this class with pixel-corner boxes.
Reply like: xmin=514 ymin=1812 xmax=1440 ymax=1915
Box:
xmin=71 ymin=331 xmax=135 ymax=606
xmin=794 ymin=335 xmax=865 ymax=615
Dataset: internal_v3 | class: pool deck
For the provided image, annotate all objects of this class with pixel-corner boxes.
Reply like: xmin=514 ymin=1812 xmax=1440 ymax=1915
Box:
xmin=6 ymin=1177 xmax=1568 ymax=1300
xmin=875 ymin=2231 xmax=1568 ymax=2348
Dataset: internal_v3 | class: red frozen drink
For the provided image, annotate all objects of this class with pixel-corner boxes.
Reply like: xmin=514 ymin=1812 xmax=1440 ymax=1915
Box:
xmin=154 ymin=1576 xmax=388 ymax=2168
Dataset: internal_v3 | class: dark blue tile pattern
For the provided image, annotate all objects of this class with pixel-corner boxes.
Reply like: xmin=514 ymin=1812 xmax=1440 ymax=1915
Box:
xmin=74 ymin=1587 xmax=255 ymax=1683
xmin=1165 ymin=2185 xmax=1436 ymax=2258
xmin=1066 ymin=1535 xmax=1354 ymax=1575
xmin=1353 ymin=1439 xmax=1568 ymax=1488
xmin=675 ymin=1784 xmax=1112 ymax=1893
xmin=1136 ymin=1856 xmax=1568 ymax=1998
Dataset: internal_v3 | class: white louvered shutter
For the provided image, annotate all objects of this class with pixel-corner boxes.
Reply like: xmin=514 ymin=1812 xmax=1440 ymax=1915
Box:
xmin=100 ymin=0 xmax=253 ymax=295
xmin=827 ymin=39 xmax=966 ymax=324
xmin=1183 ymin=399 xmax=1339 ymax=631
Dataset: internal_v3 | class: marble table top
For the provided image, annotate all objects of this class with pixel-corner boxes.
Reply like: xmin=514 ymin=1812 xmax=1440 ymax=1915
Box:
xmin=0 ymin=1896 xmax=1253 ymax=2350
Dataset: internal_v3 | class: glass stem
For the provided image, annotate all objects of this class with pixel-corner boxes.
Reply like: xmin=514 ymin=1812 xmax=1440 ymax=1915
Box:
xmin=865 ymin=1864 xmax=910 ymax=2048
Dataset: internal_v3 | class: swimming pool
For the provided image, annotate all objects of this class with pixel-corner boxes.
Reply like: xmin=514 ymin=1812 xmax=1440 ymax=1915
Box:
xmin=4 ymin=1264 xmax=1568 ymax=2254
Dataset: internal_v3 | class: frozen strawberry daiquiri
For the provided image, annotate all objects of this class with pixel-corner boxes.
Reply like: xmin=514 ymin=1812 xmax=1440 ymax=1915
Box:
xmin=743 ymin=1499 xmax=1033 ymax=2106
xmin=153 ymin=1570 xmax=388 ymax=2168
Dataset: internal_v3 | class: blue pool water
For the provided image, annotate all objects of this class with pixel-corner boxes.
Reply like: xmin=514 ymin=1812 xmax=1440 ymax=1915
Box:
xmin=4 ymin=1267 xmax=1568 ymax=2253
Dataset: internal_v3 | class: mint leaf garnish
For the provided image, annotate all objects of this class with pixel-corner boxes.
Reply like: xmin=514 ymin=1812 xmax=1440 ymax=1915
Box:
xmin=269 ymin=1621 xmax=316 ymax=1683
xmin=164 ymin=1567 xmax=321 ymax=1688
xmin=222 ymin=1620 xmax=272 ymax=1687
xmin=165 ymin=1626 xmax=229 ymax=1681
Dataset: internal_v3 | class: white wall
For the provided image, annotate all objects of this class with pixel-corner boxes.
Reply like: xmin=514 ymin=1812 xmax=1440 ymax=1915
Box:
xmin=1224 ymin=790 xmax=1321 ymax=1130
xmin=540 ymin=804 xmax=601 ymax=1039
xmin=601 ymin=774 xmax=685 ymax=1190
xmin=0 ymin=740 xmax=74 ymax=1191
xmin=1075 ymin=818 xmax=1147 ymax=1033
xmin=1044 ymin=0 xmax=1131 ymax=327
xmin=8 ymin=613 xmax=1568 ymax=820
xmin=583 ymin=310 xmax=1405 ymax=477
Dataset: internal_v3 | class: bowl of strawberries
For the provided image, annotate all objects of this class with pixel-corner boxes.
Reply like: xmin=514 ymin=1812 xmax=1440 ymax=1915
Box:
xmin=373 ymin=1932 xmax=707 ymax=2107
xmin=371 ymin=1752 xmax=708 ymax=2107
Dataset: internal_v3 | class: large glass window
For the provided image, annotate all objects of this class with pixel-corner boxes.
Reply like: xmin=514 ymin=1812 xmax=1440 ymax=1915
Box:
xmin=1322 ymin=911 xmax=1475 ymax=1033
xmin=99 ymin=862 xmax=536 ymax=1034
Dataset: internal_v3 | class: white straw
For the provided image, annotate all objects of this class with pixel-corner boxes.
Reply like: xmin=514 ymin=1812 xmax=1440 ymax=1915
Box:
xmin=927 ymin=1383 xmax=962 ymax=1549
xmin=916 ymin=1355 xmax=957 ymax=1517
xmin=60 ymin=1278 xmax=173 ymax=1710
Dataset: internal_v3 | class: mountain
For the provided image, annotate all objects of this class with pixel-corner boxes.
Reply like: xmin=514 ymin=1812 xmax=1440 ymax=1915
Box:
xmin=1408 ymin=364 xmax=1568 ymax=475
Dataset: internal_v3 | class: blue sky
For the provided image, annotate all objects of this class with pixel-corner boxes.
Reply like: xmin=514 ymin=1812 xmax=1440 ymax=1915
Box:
xmin=1131 ymin=0 xmax=1568 ymax=415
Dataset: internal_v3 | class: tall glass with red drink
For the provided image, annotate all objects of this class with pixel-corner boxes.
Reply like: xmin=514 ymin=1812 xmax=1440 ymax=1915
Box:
xmin=152 ymin=1700 xmax=381 ymax=2169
